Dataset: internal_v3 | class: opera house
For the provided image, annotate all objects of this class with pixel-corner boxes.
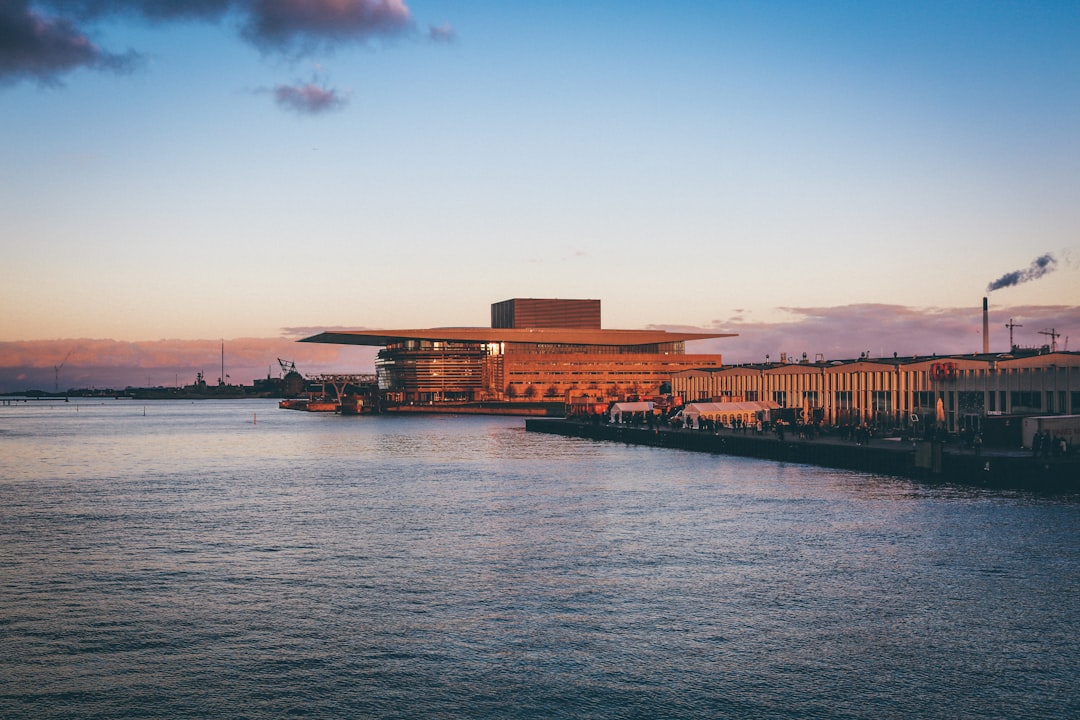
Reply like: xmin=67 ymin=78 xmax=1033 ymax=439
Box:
xmin=302 ymin=298 xmax=732 ymax=404
xmin=300 ymin=297 xmax=1078 ymax=443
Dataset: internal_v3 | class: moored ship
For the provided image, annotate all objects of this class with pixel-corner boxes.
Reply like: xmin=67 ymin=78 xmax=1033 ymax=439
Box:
xmin=278 ymin=396 xmax=338 ymax=412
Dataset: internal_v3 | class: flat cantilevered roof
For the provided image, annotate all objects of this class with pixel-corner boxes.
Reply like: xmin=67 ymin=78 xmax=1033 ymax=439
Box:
xmin=301 ymin=327 xmax=734 ymax=347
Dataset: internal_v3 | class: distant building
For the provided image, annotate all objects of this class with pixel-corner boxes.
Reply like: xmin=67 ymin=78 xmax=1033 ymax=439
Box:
xmin=672 ymin=351 xmax=1080 ymax=433
xmin=302 ymin=298 xmax=733 ymax=404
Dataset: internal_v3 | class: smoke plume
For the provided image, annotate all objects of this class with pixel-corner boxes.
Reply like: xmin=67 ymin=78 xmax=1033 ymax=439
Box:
xmin=986 ymin=253 xmax=1057 ymax=293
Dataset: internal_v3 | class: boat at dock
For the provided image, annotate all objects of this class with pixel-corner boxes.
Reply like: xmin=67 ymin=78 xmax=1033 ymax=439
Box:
xmin=278 ymin=397 xmax=338 ymax=412
xmin=337 ymin=393 xmax=372 ymax=415
xmin=277 ymin=370 xmax=380 ymax=413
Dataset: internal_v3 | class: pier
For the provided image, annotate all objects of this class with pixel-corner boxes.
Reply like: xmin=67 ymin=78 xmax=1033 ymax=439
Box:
xmin=525 ymin=419 xmax=1078 ymax=493
xmin=2 ymin=397 xmax=70 ymax=404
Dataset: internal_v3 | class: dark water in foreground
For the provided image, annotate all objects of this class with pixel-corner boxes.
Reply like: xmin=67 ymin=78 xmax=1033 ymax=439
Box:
xmin=1 ymin=399 xmax=1077 ymax=719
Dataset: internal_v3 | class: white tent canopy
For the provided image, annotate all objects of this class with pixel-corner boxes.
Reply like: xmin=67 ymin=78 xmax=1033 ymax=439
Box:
xmin=609 ymin=401 xmax=654 ymax=422
xmin=679 ymin=401 xmax=780 ymax=423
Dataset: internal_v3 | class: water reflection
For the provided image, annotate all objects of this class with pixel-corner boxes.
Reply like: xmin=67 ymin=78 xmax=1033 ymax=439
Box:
xmin=0 ymin=400 xmax=1077 ymax=719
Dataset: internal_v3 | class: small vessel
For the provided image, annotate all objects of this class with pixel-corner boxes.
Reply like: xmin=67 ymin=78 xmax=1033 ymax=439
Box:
xmin=277 ymin=370 xmax=379 ymax=413
xmin=337 ymin=394 xmax=365 ymax=415
xmin=278 ymin=396 xmax=338 ymax=412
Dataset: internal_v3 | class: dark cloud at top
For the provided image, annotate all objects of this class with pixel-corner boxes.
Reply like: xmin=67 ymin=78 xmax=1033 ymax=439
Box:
xmin=56 ymin=0 xmax=232 ymax=21
xmin=1 ymin=0 xmax=415 ymax=84
xmin=0 ymin=0 xmax=141 ymax=84
xmin=242 ymin=0 xmax=413 ymax=52
xmin=986 ymin=253 xmax=1058 ymax=292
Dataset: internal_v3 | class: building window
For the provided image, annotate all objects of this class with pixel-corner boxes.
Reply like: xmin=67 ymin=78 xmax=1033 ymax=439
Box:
xmin=1010 ymin=391 xmax=1042 ymax=410
xmin=958 ymin=391 xmax=984 ymax=415
xmin=871 ymin=391 xmax=891 ymax=413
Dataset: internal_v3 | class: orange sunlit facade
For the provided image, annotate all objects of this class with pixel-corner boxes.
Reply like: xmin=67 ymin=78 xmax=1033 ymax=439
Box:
xmin=302 ymin=299 xmax=733 ymax=404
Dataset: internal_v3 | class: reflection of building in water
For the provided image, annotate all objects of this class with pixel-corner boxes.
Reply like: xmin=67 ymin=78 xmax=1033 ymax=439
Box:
xmin=672 ymin=351 xmax=1080 ymax=432
xmin=302 ymin=298 xmax=733 ymax=404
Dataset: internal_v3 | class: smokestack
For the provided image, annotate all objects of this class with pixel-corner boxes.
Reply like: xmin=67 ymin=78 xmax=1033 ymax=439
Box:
xmin=982 ymin=297 xmax=989 ymax=354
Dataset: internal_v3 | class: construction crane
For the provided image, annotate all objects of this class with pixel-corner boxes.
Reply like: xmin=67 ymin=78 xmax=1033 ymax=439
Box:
xmin=277 ymin=358 xmax=298 ymax=377
xmin=1038 ymin=328 xmax=1060 ymax=353
xmin=54 ymin=350 xmax=73 ymax=393
xmin=1005 ymin=319 xmax=1023 ymax=350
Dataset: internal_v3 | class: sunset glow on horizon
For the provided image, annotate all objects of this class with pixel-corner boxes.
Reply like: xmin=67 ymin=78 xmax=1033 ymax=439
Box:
xmin=2 ymin=1 xmax=1078 ymax=390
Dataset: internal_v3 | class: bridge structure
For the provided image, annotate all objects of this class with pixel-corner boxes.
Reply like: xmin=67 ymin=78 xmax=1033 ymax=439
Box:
xmin=308 ymin=374 xmax=378 ymax=401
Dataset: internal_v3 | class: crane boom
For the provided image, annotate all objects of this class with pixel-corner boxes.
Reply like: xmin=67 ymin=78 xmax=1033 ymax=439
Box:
xmin=1037 ymin=328 xmax=1059 ymax=353
xmin=277 ymin=358 xmax=298 ymax=377
xmin=54 ymin=349 xmax=74 ymax=393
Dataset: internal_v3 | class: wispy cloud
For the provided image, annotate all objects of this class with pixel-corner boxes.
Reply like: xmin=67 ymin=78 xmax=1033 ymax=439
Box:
xmin=1 ymin=0 xmax=416 ymax=84
xmin=273 ymin=80 xmax=347 ymax=114
xmin=428 ymin=22 xmax=455 ymax=43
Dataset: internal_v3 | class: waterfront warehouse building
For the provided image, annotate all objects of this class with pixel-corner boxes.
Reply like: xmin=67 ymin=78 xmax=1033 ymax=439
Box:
xmin=672 ymin=351 xmax=1080 ymax=434
xmin=302 ymin=298 xmax=732 ymax=404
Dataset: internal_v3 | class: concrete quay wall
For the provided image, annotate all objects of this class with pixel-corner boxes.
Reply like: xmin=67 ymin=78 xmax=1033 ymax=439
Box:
xmin=385 ymin=401 xmax=564 ymax=416
xmin=524 ymin=419 xmax=1077 ymax=493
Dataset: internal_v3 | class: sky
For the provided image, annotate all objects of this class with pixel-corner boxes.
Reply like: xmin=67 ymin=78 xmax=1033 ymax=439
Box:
xmin=1 ymin=0 xmax=1078 ymax=391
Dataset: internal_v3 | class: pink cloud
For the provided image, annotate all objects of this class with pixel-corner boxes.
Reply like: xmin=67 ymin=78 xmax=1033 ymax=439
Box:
xmin=658 ymin=302 xmax=1080 ymax=364
xmin=3 ymin=303 xmax=1077 ymax=392
xmin=274 ymin=81 xmax=346 ymax=113
xmin=0 ymin=337 xmax=378 ymax=392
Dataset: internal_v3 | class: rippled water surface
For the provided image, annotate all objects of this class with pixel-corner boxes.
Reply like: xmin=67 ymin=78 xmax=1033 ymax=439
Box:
xmin=1 ymin=399 xmax=1078 ymax=719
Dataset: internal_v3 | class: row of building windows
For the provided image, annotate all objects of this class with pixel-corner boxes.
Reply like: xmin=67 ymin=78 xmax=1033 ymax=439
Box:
xmin=672 ymin=356 xmax=1080 ymax=431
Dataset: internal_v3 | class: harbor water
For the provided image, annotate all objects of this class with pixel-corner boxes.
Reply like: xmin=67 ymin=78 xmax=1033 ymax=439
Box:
xmin=1 ymin=398 xmax=1078 ymax=719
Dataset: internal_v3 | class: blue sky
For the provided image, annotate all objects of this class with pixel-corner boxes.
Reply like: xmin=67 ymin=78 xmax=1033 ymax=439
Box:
xmin=1 ymin=1 xmax=1078 ymax=386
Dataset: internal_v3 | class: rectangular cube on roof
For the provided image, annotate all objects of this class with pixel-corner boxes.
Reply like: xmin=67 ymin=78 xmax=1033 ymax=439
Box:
xmin=491 ymin=298 xmax=601 ymax=329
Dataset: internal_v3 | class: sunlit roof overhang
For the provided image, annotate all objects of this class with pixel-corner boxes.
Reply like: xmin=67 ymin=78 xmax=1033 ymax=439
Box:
xmin=301 ymin=327 xmax=735 ymax=347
